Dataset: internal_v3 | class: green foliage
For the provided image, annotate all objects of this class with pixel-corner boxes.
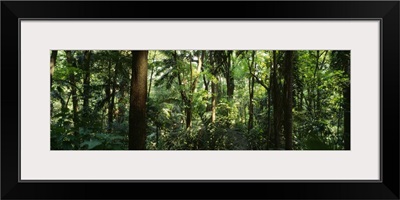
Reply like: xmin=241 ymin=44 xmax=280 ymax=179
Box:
xmin=51 ymin=50 xmax=350 ymax=150
xmin=79 ymin=131 xmax=127 ymax=150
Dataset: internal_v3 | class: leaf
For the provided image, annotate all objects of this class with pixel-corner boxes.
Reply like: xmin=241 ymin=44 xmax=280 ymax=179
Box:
xmin=81 ymin=139 xmax=102 ymax=150
xmin=57 ymin=86 xmax=64 ymax=94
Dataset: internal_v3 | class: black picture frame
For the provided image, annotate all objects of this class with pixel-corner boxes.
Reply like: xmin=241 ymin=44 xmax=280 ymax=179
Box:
xmin=1 ymin=1 xmax=399 ymax=199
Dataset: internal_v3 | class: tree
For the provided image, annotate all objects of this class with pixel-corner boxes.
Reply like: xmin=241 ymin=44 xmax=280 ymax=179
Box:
xmin=272 ymin=51 xmax=283 ymax=149
xmin=331 ymin=50 xmax=350 ymax=150
xmin=105 ymin=56 xmax=117 ymax=133
xmin=343 ymin=53 xmax=350 ymax=150
xmin=283 ymin=51 xmax=294 ymax=150
xmin=248 ymin=51 xmax=256 ymax=133
xmin=225 ymin=51 xmax=235 ymax=99
xmin=65 ymin=50 xmax=79 ymax=130
xmin=50 ymin=50 xmax=58 ymax=88
xmin=188 ymin=50 xmax=205 ymax=127
xmin=129 ymin=50 xmax=148 ymax=150
xmin=210 ymin=51 xmax=218 ymax=123
xmin=82 ymin=50 xmax=92 ymax=119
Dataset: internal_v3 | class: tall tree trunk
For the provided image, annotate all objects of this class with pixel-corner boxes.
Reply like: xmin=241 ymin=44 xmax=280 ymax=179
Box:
xmin=50 ymin=50 xmax=58 ymax=116
xmin=343 ymin=53 xmax=351 ymax=150
xmin=50 ymin=50 xmax=58 ymax=88
xmin=65 ymin=51 xmax=78 ymax=129
xmin=107 ymin=59 xmax=115 ymax=133
xmin=248 ymin=76 xmax=254 ymax=133
xmin=227 ymin=75 xmax=235 ymax=99
xmin=185 ymin=50 xmax=206 ymax=129
xmin=343 ymin=82 xmax=350 ymax=150
xmin=226 ymin=51 xmax=234 ymax=99
xmin=191 ymin=50 xmax=204 ymax=94
xmin=316 ymin=51 xmax=327 ymax=115
xmin=173 ymin=51 xmax=192 ymax=129
xmin=105 ymin=60 xmax=111 ymax=131
xmin=129 ymin=50 xmax=148 ymax=150
xmin=267 ymin=86 xmax=272 ymax=147
xmin=109 ymin=60 xmax=118 ymax=129
xmin=117 ymin=52 xmax=128 ymax=124
xmin=337 ymin=111 xmax=341 ymax=139
xmin=148 ymin=51 xmax=157 ymax=99
xmin=210 ymin=52 xmax=218 ymax=123
xmin=148 ymin=66 xmax=154 ymax=99
xmin=211 ymin=81 xmax=217 ymax=123
xmin=156 ymin=126 xmax=160 ymax=149
xmin=272 ymin=51 xmax=282 ymax=149
xmin=82 ymin=50 xmax=91 ymax=119
xmin=299 ymin=90 xmax=304 ymax=111
xmin=248 ymin=51 xmax=256 ymax=133
xmin=185 ymin=106 xmax=192 ymax=129
xmin=117 ymin=82 xmax=126 ymax=123
xmin=267 ymin=58 xmax=273 ymax=147
xmin=203 ymin=70 xmax=212 ymax=113
xmin=313 ymin=50 xmax=320 ymax=116
xmin=331 ymin=50 xmax=350 ymax=150
xmin=284 ymin=51 xmax=294 ymax=150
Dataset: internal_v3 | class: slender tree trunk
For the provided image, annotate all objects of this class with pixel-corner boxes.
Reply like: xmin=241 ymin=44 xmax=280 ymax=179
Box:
xmin=117 ymin=69 xmax=127 ymax=124
xmin=337 ymin=111 xmax=341 ymax=137
xmin=191 ymin=50 xmax=204 ymax=94
xmin=185 ymin=106 xmax=192 ymax=129
xmin=267 ymin=87 xmax=272 ymax=147
xmin=227 ymin=75 xmax=235 ymax=99
xmin=210 ymin=51 xmax=217 ymax=123
xmin=117 ymin=82 xmax=126 ymax=123
xmin=129 ymin=50 xmax=148 ymax=150
xmin=107 ymin=59 xmax=116 ymax=133
xmin=267 ymin=59 xmax=273 ymax=147
xmin=226 ymin=51 xmax=234 ymax=99
xmin=313 ymin=51 xmax=320 ymax=116
xmin=148 ymin=52 xmax=157 ymax=98
xmin=218 ymin=77 xmax=223 ymax=101
xmin=109 ymin=61 xmax=118 ymax=127
xmin=203 ymin=72 xmax=212 ymax=113
xmin=211 ymin=81 xmax=217 ymax=123
xmin=203 ymin=71 xmax=209 ymax=92
xmin=105 ymin=60 xmax=111 ymax=131
xmin=314 ymin=50 xmax=320 ymax=78
xmin=50 ymin=50 xmax=58 ymax=88
xmin=331 ymin=51 xmax=350 ymax=150
xmin=173 ymin=51 xmax=192 ymax=129
xmin=71 ymin=76 xmax=78 ymax=127
xmin=344 ymin=87 xmax=350 ymax=150
xmin=65 ymin=51 xmax=78 ymax=129
xmin=148 ymin=67 xmax=154 ymax=98
xmin=156 ymin=126 xmax=159 ymax=149
xmin=343 ymin=53 xmax=350 ymax=150
xmin=248 ymin=51 xmax=256 ymax=133
xmin=316 ymin=51 xmax=327 ymax=114
xmin=50 ymin=50 xmax=58 ymax=116
xmin=82 ymin=50 xmax=91 ymax=119
xmin=299 ymin=90 xmax=304 ymax=111
xmin=248 ymin=76 xmax=254 ymax=133
xmin=284 ymin=51 xmax=294 ymax=150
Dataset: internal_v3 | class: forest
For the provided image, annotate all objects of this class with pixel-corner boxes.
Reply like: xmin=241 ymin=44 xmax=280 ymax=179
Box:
xmin=50 ymin=50 xmax=350 ymax=150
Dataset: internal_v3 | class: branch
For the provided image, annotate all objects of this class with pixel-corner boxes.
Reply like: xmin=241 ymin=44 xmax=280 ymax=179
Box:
xmin=53 ymin=79 xmax=79 ymax=90
xmin=249 ymin=71 xmax=269 ymax=91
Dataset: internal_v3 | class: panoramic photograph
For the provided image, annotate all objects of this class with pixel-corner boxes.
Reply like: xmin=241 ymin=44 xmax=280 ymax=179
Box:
xmin=50 ymin=50 xmax=350 ymax=150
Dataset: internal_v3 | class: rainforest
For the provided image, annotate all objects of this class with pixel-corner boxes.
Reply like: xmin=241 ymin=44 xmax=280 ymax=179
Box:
xmin=50 ymin=50 xmax=350 ymax=150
